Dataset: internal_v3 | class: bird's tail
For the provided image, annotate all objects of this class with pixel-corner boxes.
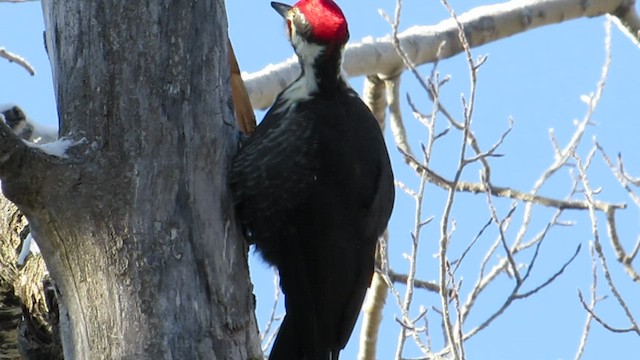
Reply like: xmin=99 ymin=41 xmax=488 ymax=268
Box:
xmin=268 ymin=314 xmax=334 ymax=360
xmin=269 ymin=315 xmax=301 ymax=360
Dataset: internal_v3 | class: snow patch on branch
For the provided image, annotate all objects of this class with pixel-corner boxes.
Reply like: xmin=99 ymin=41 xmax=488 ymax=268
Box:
xmin=25 ymin=137 xmax=81 ymax=158
xmin=31 ymin=124 xmax=58 ymax=144
xmin=17 ymin=233 xmax=40 ymax=266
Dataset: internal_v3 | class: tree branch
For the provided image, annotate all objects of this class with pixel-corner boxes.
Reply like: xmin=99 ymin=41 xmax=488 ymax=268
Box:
xmin=574 ymin=243 xmax=602 ymax=360
xmin=357 ymin=70 xmax=389 ymax=360
xmin=0 ymin=116 xmax=83 ymax=211
xmin=0 ymin=47 xmax=35 ymax=76
xmin=611 ymin=2 xmax=640 ymax=46
xmin=386 ymin=269 xmax=447 ymax=295
xmin=575 ymin=152 xmax=640 ymax=336
xmin=399 ymin=148 xmax=626 ymax=213
xmin=595 ymin=143 xmax=640 ymax=284
xmin=244 ymin=0 xmax=638 ymax=109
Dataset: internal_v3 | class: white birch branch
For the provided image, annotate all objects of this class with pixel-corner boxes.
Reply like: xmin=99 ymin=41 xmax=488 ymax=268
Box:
xmin=0 ymin=47 xmax=35 ymax=76
xmin=244 ymin=0 xmax=639 ymax=109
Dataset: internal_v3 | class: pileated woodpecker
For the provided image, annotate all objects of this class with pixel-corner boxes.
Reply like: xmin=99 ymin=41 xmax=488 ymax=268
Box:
xmin=230 ymin=1 xmax=394 ymax=359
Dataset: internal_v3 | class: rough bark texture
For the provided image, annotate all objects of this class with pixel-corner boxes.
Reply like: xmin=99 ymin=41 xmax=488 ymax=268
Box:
xmin=0 ymin=196 xmax=61 ymax=360
xmin=0 ymin=198 xmax=29 ymax=360
xmin=0 ymin=1 xmax=262 ymax=359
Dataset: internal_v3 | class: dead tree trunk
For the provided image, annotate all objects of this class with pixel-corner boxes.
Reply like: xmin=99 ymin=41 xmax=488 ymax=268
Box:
xmin=0 ymin=1 xmax=262 ymax=359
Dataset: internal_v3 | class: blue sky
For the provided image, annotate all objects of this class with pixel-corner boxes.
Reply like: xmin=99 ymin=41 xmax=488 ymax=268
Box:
xmin=1 ymin=1 xmax=639 ymax=359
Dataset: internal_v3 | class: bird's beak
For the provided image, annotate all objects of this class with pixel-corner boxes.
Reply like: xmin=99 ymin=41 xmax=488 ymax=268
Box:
xmin=271 ymin=2 xmax=292 ymax=18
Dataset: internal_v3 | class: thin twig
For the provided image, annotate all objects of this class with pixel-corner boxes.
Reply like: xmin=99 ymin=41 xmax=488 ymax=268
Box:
xmin=261 ymin=271 xmax=283 ymax=352
xmin=574 ymin=243 xmax=600 ymax=360
xmin=456 ymin=243 xmax=580 ymax=344
xmin=387 ymin=269 xmax=449 ymax=295
xmin=595 ymin=142 xmax=640 ymax=283
xmin=436 ymin=1 xmax=478 ymax=357
xmin=399 ymin=148 xmax=626 ymax=213
xmin=575 ymin=151 xmax=640 ymax=336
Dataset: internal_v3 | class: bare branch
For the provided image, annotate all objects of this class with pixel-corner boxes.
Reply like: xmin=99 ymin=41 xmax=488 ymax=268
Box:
xmin=260 ymin=271 xmax=283 ymax=353
xmin=594 ymin=143 xmax=640 ymax=283
xmin=596 ymin=142 xmax=640 ymax=207
xmin=386 ymin=76 xmax=413 ymax=160
xmin=358 ymin=268 xmax=388 ymax=360
xmin=394 ymin=168 xmax=429 ymax=360
xmin=611 ymin=5 xmax=640 ymax=46
xmin=450 ymin=216 xmax=494 ymax=275
xmin=461 ymin=207 xmax=560 ymax=322
xmin=436 ymin=1 xmax=477 ymax=357
xmin=399 ymin=148 xmax=626 ymax=213
xmin=458 ymin=243 xmax=580 ymax=344
xmin=575 ymin=152 xmax=640 ymax=336
xmin=362 ymin=75 xmax=387 ymax=127
xmin=604 ymin=207 xmax=640 ymax=283
xmin=244 ymin=0 xmax=637 ymax=109
xmin=0 ymin=47 xmax=35 ymax=76
xmin=574 ymin=243 xmax=601 ymax=360
xmin=358 ymin=74 xmax=389 ymax=360
xmin=578 ymin=290 xmax=636 ymax=334
xmin=386 ymin=269 xmax=447 ymax=295
xmin=516 ymin=244 xmax=581 ymax=299
xmin=382 ymin=2 xmax=443 ymax=358
xmin=352 ymin=2 xmax=637 ymax=359
xmin=462 ymin=119 xmax=512 ymax=167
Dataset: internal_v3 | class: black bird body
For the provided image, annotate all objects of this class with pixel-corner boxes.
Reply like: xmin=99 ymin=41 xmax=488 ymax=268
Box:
xmin=229 ymin=1 xmax=394 ymax=358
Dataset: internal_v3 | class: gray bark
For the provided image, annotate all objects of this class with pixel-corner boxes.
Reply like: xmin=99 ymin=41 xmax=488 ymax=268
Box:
xmin=0 ymin=196 xmax=59 ymax=360
xmin=0 ymin=1 xmax=262 ymax=359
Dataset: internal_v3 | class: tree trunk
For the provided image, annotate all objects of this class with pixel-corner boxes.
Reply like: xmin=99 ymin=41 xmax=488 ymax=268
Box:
xmin=0 ymin=195 xmax=59 ymax=360
xmin=0 ymin=1 xmax=262 ymax=359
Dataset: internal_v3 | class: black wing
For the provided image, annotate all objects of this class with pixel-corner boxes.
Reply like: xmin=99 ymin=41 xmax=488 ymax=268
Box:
xmin=229 ymin=100 xmax=319 ymax=263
